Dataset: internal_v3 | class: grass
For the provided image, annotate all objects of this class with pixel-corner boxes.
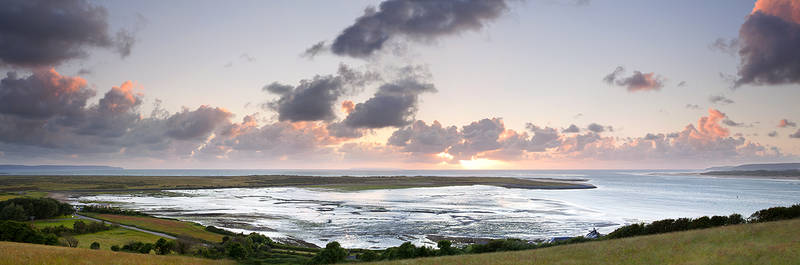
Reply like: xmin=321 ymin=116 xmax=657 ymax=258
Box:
xmin=73 ymin=228 xmax=163 ymax=251
xmin=0 ymin=191 xmax=47 ymax=201
xmin=0 ymin=241 xmax=234 ymax=265
xmin=367 ymin=218 xmax=800 ymax=265
xmin=0 ymin=175 xmax=593 ymax=192
xmin=83 ymin=213 xmax=223 ymax=242
xmin=28 ymin=217 xmax=83 ymax=229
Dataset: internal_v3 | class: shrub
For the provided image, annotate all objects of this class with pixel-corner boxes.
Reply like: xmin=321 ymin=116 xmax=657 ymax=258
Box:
xmin=90 ymin=241 xmax=100 ymax=250
xmin=749 ymin=204 xmax=800 ymax=222
xmin=205 ymin=225 xmax=237 ymax=236
xmin=437 ymin=240 xmax=456 ymax=255
xmin=62 ymin=236 xmax=79 ymax=248
xmin=309 ymin=241 xmax=347 ymax=264
xmin=0 ymin=220 xmax=58 ymax=245
xmin=154 ymin=238 xmax=176 ymax=255
xmin=80 ymin=205 xmax=149 ymax=216
xmin=111 ymin=245 xmax=120 ymax=251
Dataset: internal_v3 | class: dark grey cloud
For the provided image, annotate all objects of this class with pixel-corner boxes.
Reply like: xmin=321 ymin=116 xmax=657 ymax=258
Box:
xmin=265 ymin=64 xmax=378 ymax=122
xmin=587 ymin=123 xmax=610 ymax=133
xmin=722 ymin=118 xmax=746 ymax=127
xmin=791 ymin=129 xmax=800 ymax=139
xmin=328 ymin=0 xmax=509 ymax=58
xmin=343 ymin=67 xmax=435 ymax=128
xmin=0 ymin=69 xmax=94 ymax=120
xmin=562 ymin=124 xmax=580 ymax=133
xmin=525 ymin=124 xmax=561 ymax=152
xmin=677 ymin=81 xmax=687 ymax=87
xmin=768 ymin=131 xmax=778 ymax=137
xmin=302 ymin=41 xmax=328 ymax=58
xmin=165 ymin=106 xmax=232 ymax=140
xmin=685 ymin=104 xmax=700 ymax=109
xmin=326 ymin=121 xmax=365 ymax=139
xmin=387 ymin=120 xmax=460 ymax=155
xmin=603 ymin=66 xmax=664 ymax=92
xmin=709 ymin=37 xmax=739 ymax=56
xmin=735 ymin=10 xmax=800 ymax=87
xmin=709 ymin=95 xmax=734 ymax=105
xmin=449 ymin=118 xmax=505 ymax=159
xmin=0 ymin=0 xmax=136 ymax=67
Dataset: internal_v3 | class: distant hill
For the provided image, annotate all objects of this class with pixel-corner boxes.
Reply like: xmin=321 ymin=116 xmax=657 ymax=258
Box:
xmin=704 ymin=163 xmax=800 ymax=172
xmin=0 ymin=165 xmax=123 ymax=171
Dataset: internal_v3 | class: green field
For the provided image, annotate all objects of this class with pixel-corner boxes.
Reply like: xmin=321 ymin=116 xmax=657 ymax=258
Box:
xmin=367 ymin=218 xmax=800 ymax=265
xmin=0 ymin=175 xmax=592 ymax=192
xmin=73 ymin=228 xmax=164 ymax=251
xmin=83 ymin=213 xmax=224 ymax=242
xmin=0 ymin=241 xmax=234 ymax=265
xmin=28 ymin=217 xmax=83 ymax=229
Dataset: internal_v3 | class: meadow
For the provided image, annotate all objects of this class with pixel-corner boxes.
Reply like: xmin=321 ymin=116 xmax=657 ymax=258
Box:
xmin=82 ymin=213 xmax=224 ymax=242
xmin=366 ymin=218 xmax=800 ymax=265
xmin=0 ymin=241 xmax=234 ymax=265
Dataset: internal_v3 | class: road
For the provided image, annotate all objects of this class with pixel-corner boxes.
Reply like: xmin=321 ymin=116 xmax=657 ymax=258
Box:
xmin=73 ymin=213 xmax=176 ymax=240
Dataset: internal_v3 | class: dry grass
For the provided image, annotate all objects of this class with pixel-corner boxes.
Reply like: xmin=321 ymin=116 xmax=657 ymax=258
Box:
xmin=368 ymin=218 xmax=800 ymax=265
xmin=84 ymin=213 xmax=223 ymax=242
xmin=0 ymin=241 xmax=234 ymax=265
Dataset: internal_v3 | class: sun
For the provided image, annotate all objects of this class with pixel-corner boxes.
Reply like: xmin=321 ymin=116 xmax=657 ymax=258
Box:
xmin=458 ymin=158 xmax=505 ymax=170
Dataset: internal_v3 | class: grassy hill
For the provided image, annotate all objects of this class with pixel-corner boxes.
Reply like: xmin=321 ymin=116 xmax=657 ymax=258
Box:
xmin=0 ymin=241 xmax=234 ymax=265
xmin=366 ymin=218 xmax=800 ymax=265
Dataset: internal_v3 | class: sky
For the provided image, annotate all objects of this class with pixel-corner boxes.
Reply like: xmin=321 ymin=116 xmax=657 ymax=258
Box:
xmin=0 ymin=0 xmax=798 ymax=169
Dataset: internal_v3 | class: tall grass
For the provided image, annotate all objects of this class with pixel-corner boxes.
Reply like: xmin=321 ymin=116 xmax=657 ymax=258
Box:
xmin=365 ymin=218 xmax=800 ymax=265
xmin=0 ymin=241 xmax=234 ymax=265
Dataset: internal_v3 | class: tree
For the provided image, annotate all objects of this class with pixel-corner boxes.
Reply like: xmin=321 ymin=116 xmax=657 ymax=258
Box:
xmin=154 ymin=238 xmax=175 ymax=255
xmin=225 ymin=242 xmax=246 ymax=260
xmin=111 ymin=245 xmax=120 ymax=251
xmin=90 ymin=242 xmax=100 ymax=250
xmin=310 ymin=241 xmax=347 ymax=264
xmin=63 ymin=236 xmax=79 ymax=248
xmin=437 ymin=240 xmax=455 ymax=255
xmin=72 ymin=220 xmax=87 ymax=234
xmin=0 ymin=203 xmax=27 ymax=221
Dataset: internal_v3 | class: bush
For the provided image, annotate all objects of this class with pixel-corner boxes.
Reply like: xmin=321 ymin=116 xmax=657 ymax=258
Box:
xmin=437 ymin=240 xmax=457 ymax=255
xmin=749 ymin=204 xmax=800 ymax=222
xmin=154 ymin=238 xmax=176 ymax=255
xmin=121 ymin=241 xmax=154 ymax=254
xmin=0 ymin=220 xmax=58 ymax=245
xmin=205 ymin=225 xmax=237 ymax=236
xmin=62 ymin=236 xmax=79 ymax=248
xmin=469 ymin=239 xmax=529 ymax=254
xmin=309 ymin=241 xmax=347 ymax=264
xmin=359 ymin=250 xmax=379 ymax=262
xmin=90 ymin=241 xmax=100 ymax=249
xmin=111 ymin=245 xmax=120 ymax=251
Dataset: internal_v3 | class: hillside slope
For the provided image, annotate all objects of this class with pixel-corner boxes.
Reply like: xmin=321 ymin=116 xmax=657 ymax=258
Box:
xmin=368 ymin=218 xmax=800 ymax=265
xmin=0 ymin=241 xmax=234 ymax=265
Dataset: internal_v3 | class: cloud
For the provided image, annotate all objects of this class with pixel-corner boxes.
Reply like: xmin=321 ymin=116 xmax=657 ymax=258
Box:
xmin=709 ymin=38 xmax=740 ymax=56
xmin=587 ymin=123 xmax=611 ymax=133
xmin=562 ymin=124 xmax=580 ymax=133
xmin=685 ymin=104 xmax=700 ymax=109
xmin=768 ymin=131 xmax=778 ymax=137
xmin=0 ymin=68 xmax=94 ymax=120
xmin=0 ymin=0 xmax=137 ymax=67
xmin=709 ymin=95 xmax=734 ymax=105
xmin=302 ymin=41 xmax=328 ymax=58
xmin=778 ymin=119 xmax=797 ymax=128
xmin=0 ymin=69 xmax=237 ymax=159
xmin=387 ymin=120 xmax=461 ymax=156
xmin=722 ymin=118 xmax=747 ymax=127
xmin=677 ymin=81 xmax=687 ymax=87
xmin=165 ymin=106 xmax=233 ymax=140
xmin=735 ymin=0 xmax=800 ymax=87
xmin=343 ymin=66 xmax=435 ymax=128
xmin=791 ymin=129 xmax=800 ymax=138
xmin=264 ymin=64 xmax=378 ymax=122
xmin=327 ymin=0 xmax=510 ymax=58
xmin=603 ymin=66 xmax=664 ymax=92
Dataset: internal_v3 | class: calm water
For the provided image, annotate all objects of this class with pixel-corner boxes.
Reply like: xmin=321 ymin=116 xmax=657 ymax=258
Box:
xmin=72 ymin=170 xmax=800 ymax=249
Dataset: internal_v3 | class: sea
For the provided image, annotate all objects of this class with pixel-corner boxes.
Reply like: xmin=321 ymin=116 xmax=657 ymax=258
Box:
xmin=11 ymin=169 xmax=800 ymax=249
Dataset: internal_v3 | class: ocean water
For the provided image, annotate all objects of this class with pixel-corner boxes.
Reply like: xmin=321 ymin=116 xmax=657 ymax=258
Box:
xmin=72 ymin=170 xmax=800 ymax=249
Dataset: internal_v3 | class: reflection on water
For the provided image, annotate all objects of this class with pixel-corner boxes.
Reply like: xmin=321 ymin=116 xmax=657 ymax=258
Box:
xmin=75 ymin=170 xmax=800 ymax=249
